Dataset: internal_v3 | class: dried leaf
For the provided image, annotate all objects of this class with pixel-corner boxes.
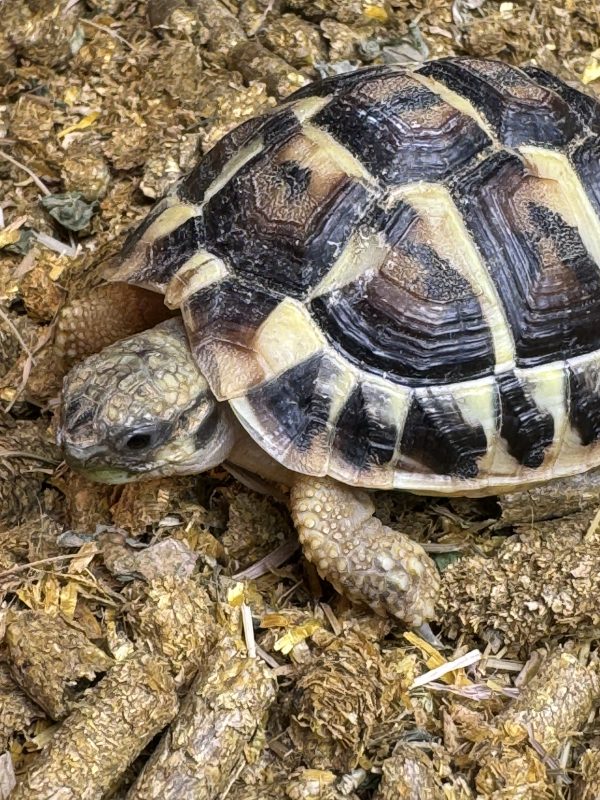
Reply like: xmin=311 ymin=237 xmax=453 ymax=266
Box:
xmin=40 ymin=192 xmax=99 ymax=231
xmin=56 ymin=110 xmax=100 ymax=139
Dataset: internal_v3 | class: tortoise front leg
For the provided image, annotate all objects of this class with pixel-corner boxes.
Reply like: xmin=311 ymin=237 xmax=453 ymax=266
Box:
xmin=291 ymin=475 xmax=439 ymax=627
xmin=55 ymin=283 xmax=173 ymax=371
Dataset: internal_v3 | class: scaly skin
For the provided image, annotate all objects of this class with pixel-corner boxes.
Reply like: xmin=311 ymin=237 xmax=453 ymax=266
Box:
xmin=291 ymin=476 xmax=439 ymax=626
xmin=55 ymin=283 xmax=172 ymax=371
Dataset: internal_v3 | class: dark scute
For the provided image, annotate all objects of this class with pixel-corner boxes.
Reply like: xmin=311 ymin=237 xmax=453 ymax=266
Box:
xmin=452 ymin=150 xmax=600 ymax=367
xmin=572 ymin=135 xmax=600 ymax=218
xmin=278 ymin=160 xmax=312 ymax=198
xmin=527 ymin=202 xmax=588 ymax=255
xmin=401 ymin=241 xmax=474 ymax=301
xmin=333 ymin=384 xmax=397 ymax=469
xmin=522 ymin=66 xmax=600 ymax=133
xmin=370 ymin=198 xmax=418 ymax=245
xmin=262 ymin=108 xmax=304 ymax=147
xmin=287 ymin=65 xmax=395 ymax=101
xmin=568 ymin=365 xmax=600 ymax=446
xmin=247 ymin=354 xmax=331 ymax=452
xmin=184 ymin=278 xmax=279 ymax=347
xmin=203 ymin=160 xmax=373 ymax=297
xmin=313 ymin=81 xmax=490 ymax=185
xmin=179 ymin=108 xmax=300 ymax=204
xmin=496 ymin=371 xmax=554 ymax=467
xmin=400 ymin=392 xmax=487 ymax=478
xmin=303 ymin=182 xmax=373 ymax=284
xmin=148 ymin=215 xmax=207 ymax=281
xmin=419 ymin=57 xmax=584 ymax=147
xmin=311 ymin=251 xmax=494 ymax=386
xmin=526 ymin=203 xmax=600 ymax=356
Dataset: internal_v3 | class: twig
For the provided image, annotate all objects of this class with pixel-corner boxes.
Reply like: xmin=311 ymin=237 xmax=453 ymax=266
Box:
xmin=410 ymin=648 xmax=482 ymax=689
xmin=527 ymin=724 xmax=570 ymax=782
xmin=62 ymin=0 xmax=81 ymax=14
xmin=0 ymin=305 xmax=33 ymax=358
xmin=233 ymin=537 xmax=299 ymax=580
xmin=0 ymin=449 xmax=59 ymax=466
xmin=80 ymin=18 xmax=134 ymax=50
xmin=0 ymin=553 xmax=91 ymax=581
xmin=4 ymin=324 xmax=54 ymax=413
xmin=255 ymin=644 xmax=280 ymax=669
xmin=422 ymin=542 xmax=470 ymax=553
xmin=0 ymin=150 xmax=52 ymax=196
xmin=241 ymin=602 xmax=256 ymax=659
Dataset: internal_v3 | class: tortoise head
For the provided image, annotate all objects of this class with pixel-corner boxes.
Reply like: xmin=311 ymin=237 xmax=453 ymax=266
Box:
xmin=58 ymin=318 xmax=236 ymax=483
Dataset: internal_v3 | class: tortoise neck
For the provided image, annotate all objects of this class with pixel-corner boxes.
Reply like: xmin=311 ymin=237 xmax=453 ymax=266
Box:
xmin=226 ymin=415 xmax=295 ymax=487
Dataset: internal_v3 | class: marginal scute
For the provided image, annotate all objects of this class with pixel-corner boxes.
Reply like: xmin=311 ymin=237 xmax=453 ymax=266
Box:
xmin=233 ymin=352 xmax=355 ymax=475
xmin=163 ymin=250 xmax=229 ymax=309
xmin=330 ymin=379 xmax=409 ymax=487
xmin=107 ymin=200 xmax=203 ymax=291
xmin=568 ymin=360 xmax=600 ymax=446
xmin=182 ymin=278 xmax=276 ymax=400
xmin=398 ymin=389 xmax=488 ymax=478
xmin=496 ymin=370 xmax=555 ymax=468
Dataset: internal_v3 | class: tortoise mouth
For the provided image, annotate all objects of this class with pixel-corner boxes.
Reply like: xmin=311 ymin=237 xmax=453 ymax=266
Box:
xmin=66 ymin=458 xmax=141 ymax=485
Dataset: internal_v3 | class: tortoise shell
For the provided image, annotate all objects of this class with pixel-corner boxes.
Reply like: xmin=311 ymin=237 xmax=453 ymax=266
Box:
xmin=107 ymin=57 xmax=600 ymax=495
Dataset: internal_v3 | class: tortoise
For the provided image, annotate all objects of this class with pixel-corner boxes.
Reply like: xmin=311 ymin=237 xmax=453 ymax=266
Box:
xmin=57 ymin=56 xmax=600 ymax=628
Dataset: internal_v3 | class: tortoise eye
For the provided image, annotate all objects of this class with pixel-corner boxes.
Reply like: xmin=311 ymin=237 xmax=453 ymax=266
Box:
xmin=120 ymin=426 xmax=164 ymax=453
xmin=125 ymin=432 xmax=153 ymax=451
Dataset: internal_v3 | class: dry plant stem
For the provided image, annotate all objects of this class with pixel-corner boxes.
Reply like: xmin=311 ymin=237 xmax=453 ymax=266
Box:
xmin=578 ymin=746 xmax=600 ymax=799
xmin=11 ymin=653 xmax=179 ymax=800
xmin=127 ymin=637 xmax=277 ymax=800
xmin=6 ymin=610 xmax=113 ymax=720
xmin=500 ymin=468 xmax=600 ymax=523
xmin=496 ymin=650 xmax=600 ymax=757
xmin=0 ymin=149 xmax=52 ymax=195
